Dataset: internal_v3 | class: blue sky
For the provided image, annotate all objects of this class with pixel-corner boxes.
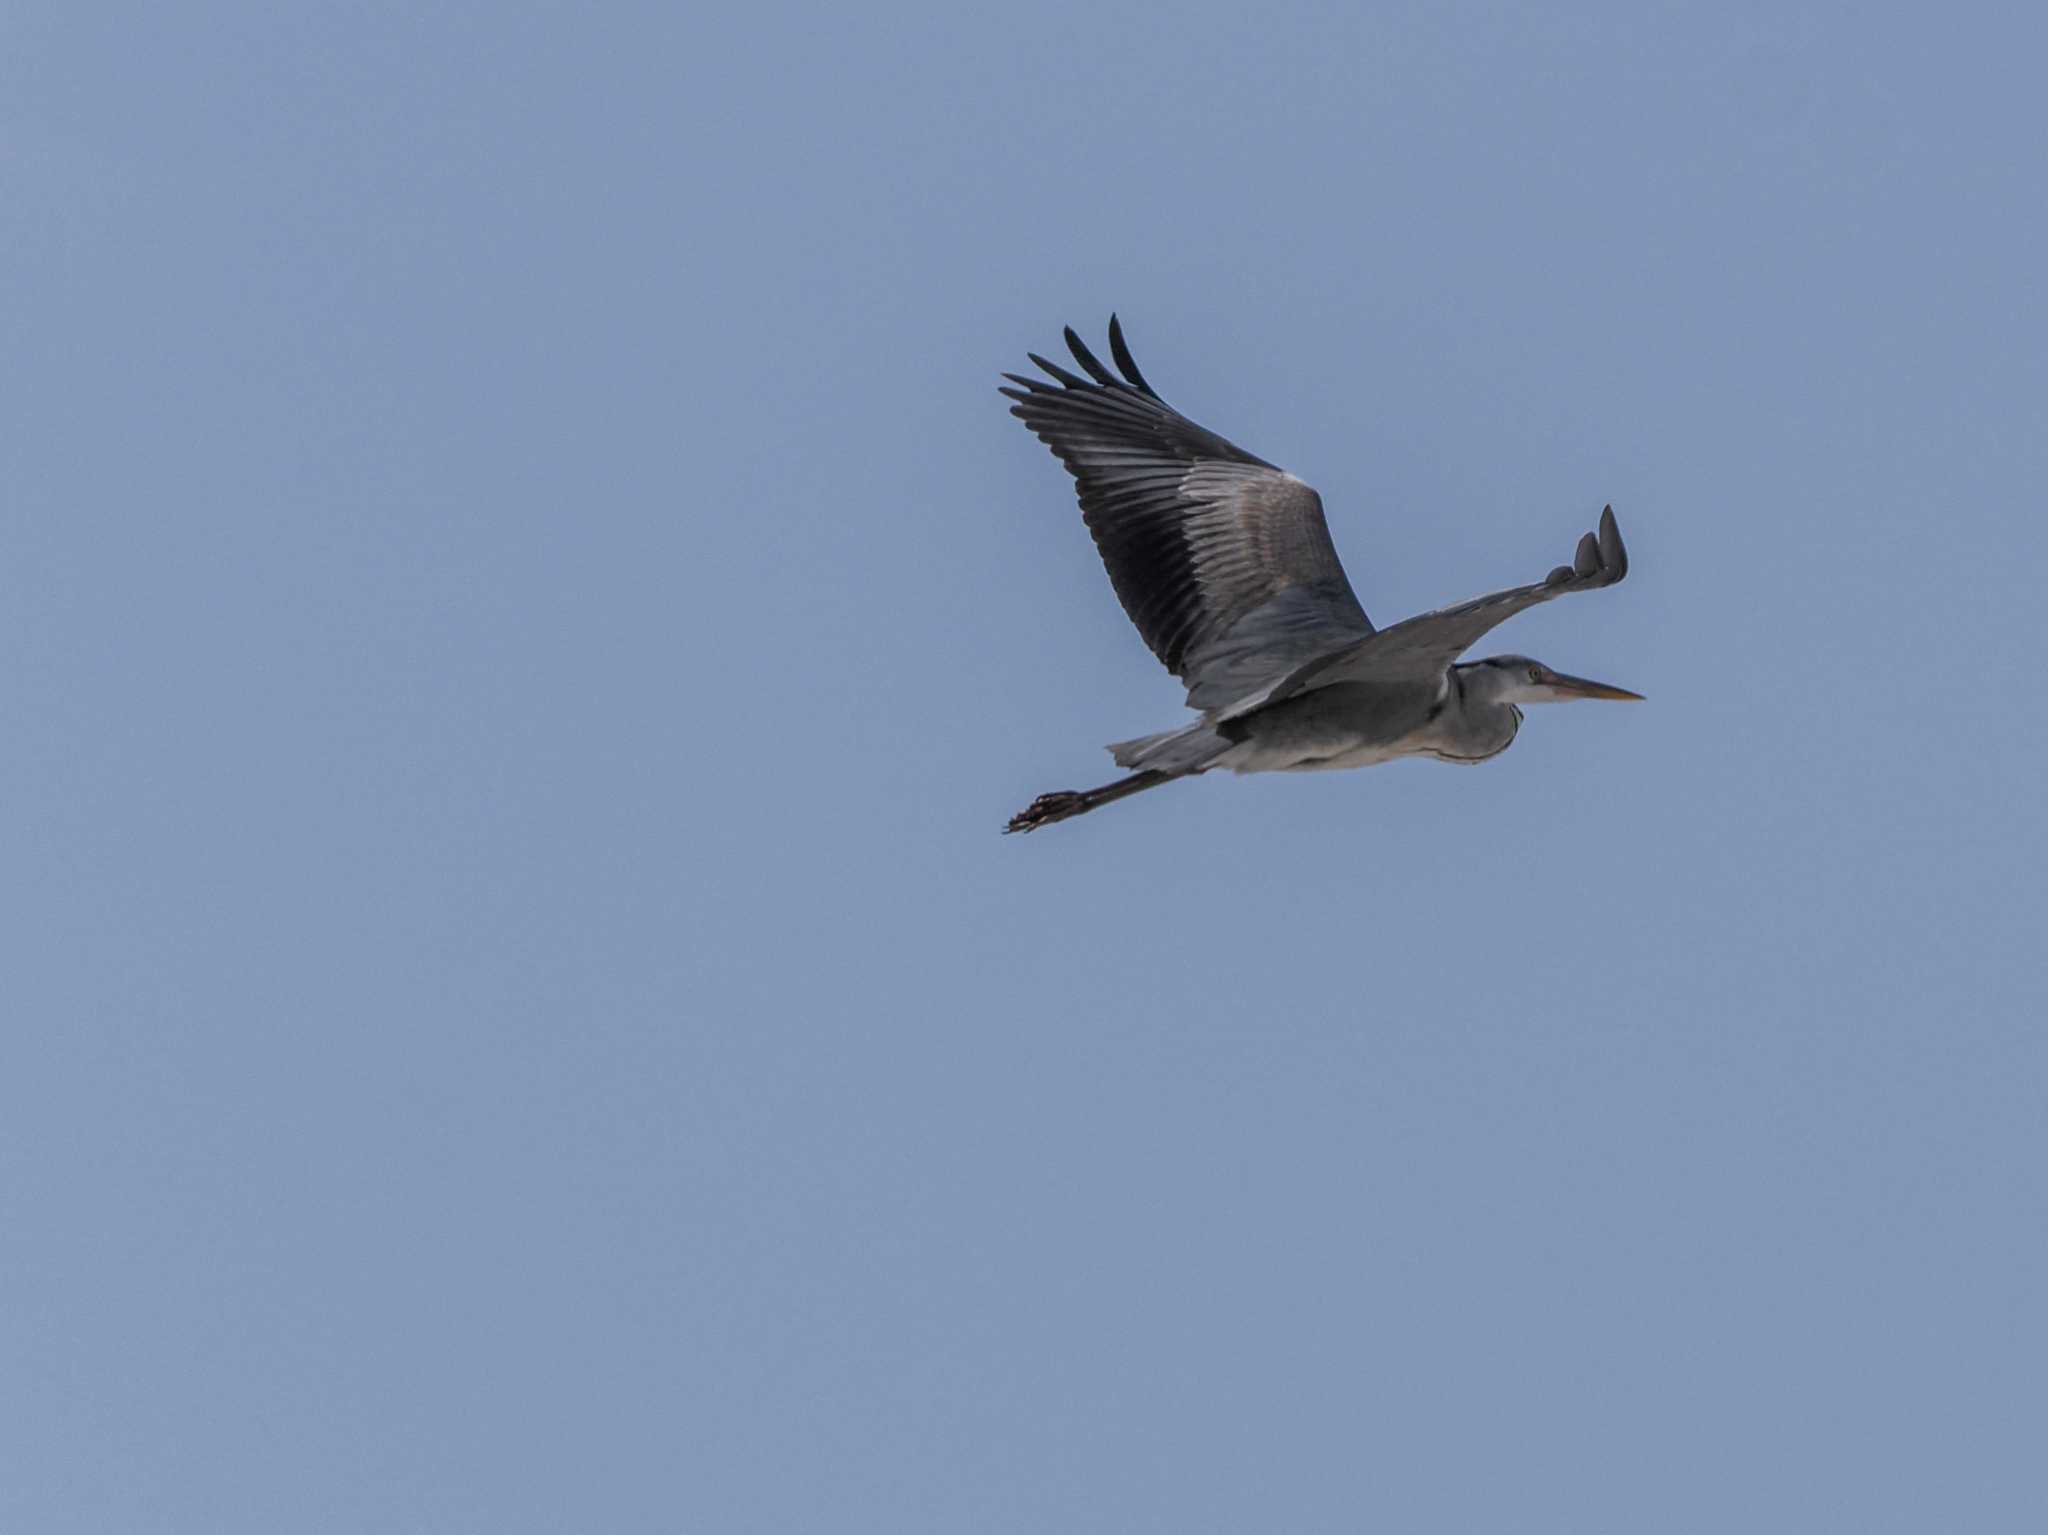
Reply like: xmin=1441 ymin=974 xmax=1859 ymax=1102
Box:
xmin=4 ymin=2 xmax=2044 ymax=1530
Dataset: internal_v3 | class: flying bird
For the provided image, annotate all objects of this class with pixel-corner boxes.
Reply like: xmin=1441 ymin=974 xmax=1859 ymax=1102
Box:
xmin=1001 ymin=317 xmax=1640 ymax=833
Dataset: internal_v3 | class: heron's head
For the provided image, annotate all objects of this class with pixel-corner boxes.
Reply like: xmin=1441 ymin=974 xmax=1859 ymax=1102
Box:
xmin=1462 ymin=655 xmax=1644 ymax=706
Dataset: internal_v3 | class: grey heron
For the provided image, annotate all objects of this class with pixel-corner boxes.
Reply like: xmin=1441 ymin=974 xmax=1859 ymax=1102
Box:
xmin=1002 ymin=317 xmax=1640 ymax=833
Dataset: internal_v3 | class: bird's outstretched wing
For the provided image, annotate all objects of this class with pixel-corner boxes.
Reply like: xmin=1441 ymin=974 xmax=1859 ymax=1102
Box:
xmin=1218 ymin=506 xmax=1630 ymax=719
xmin=1002 ymin=318 xmax=1374 ymax=711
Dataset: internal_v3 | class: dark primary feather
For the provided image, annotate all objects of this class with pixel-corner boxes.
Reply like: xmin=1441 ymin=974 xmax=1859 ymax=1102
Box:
xmin=1001 ymin=318 xmax=1374 ymax=710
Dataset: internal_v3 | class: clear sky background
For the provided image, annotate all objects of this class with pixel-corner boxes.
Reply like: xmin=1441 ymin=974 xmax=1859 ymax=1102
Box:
xmin=4 ymin=2 xmax=2045 ymax=1530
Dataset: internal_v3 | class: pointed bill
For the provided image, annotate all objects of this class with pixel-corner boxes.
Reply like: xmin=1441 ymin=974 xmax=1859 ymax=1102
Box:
xmin=1546 ymin=669 xmax=1644 ymax=701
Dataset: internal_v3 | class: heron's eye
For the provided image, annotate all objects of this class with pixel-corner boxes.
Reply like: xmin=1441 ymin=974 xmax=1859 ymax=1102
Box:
xmin=1528 ymin=666 xmax=1543 ymax=683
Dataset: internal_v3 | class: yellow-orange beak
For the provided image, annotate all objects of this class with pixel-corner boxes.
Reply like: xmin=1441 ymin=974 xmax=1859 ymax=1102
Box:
xmin=1547 ymin=670 xmax=1645 ymax=702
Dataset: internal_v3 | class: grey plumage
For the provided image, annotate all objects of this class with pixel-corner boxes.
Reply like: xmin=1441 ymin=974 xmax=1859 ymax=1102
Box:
xmin=1001 ymin=321 xmax=1373 ymax=712
xmin=1003 ymin=318 xmax=1639 ymax=833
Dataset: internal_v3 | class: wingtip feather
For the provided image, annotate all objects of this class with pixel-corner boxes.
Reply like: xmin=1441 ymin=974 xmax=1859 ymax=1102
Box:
xmin=1063 ymin=326 xmax=1119 ymax=387
xmin=1106 ymin=314 xmax=1157 ymax=397
xmin=1573 ymin=531 xmax=1600 ymax=577
xmin=1027 ymin=350 xmax=1089 ymax=389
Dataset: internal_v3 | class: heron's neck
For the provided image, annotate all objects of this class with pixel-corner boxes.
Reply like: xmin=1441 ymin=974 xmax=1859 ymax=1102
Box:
xmin=1437 ymin=668 xmax=1521 ymax=762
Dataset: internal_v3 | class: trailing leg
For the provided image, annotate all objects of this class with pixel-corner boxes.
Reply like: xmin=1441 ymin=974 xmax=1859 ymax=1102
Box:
xmin=1004 ymin=770 xmax=1174 ymax=834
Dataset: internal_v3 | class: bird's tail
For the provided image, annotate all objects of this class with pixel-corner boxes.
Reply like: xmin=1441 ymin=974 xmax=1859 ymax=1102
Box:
xmin=1005 ymin=770 xmax=1173 ymax=834
xmin=1106 ymin=720 xmax=1232 ymax=773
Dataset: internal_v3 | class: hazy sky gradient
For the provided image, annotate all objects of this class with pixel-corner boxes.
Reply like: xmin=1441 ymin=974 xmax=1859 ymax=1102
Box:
xmin=4 ymin=2 xmax=2045 ymax=1530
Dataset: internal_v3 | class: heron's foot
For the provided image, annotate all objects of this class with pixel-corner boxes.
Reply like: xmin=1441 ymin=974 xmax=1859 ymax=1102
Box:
xmin=1004 ymin=789 xmax=1088 ymax=834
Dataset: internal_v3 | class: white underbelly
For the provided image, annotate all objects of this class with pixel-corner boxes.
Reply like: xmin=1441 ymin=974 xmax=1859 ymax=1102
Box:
xmin=1217 ymin=737 xmax=1424 ymax=774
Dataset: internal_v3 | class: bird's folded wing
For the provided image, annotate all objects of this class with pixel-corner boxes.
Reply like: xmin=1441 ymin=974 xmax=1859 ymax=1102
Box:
xmin=1216 ymin=506 xmax=1630 ymax=720
xmin=1002 ymin=319 xmax=1374 ymax=711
